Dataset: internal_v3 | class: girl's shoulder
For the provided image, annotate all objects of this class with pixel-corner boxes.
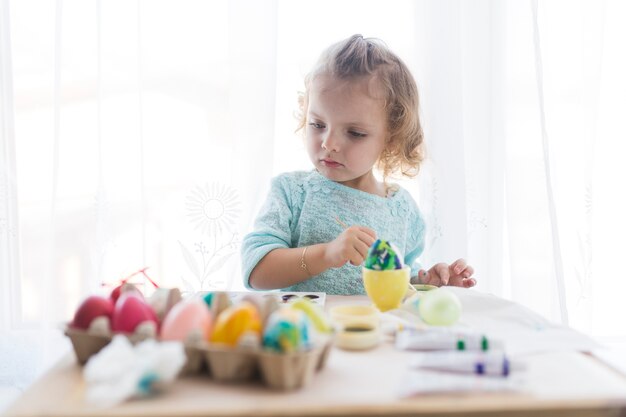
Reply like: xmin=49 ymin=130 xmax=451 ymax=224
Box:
xmin=385 ymin=183 xmax=424 ymax=220
xmin=270 ymin=170 xmax=319 ymax=210
xmin=385 ymin=184 xmax=425 ymax=244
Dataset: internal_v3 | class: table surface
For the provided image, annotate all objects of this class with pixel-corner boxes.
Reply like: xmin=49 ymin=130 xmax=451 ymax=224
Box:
xmin=6 ymin=290 xmax=626 ymax=417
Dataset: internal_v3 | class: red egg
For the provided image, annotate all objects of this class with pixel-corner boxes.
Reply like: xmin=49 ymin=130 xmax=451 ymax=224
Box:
xmin=71 ymin=295 xmax=114 ymax=330
xmin=112 ymin=292 xmax=158 ymax=334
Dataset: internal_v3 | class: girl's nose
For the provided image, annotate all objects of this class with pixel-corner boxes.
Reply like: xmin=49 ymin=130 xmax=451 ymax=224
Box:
xmin=321 ymin=131 xmax=340 ymax=153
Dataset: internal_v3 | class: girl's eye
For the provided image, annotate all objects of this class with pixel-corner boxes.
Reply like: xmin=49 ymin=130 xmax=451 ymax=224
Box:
xmin=348 ymin=130 xmax=367 ymax=138
xmin=308 ymin=122 xmax=325 ymax=129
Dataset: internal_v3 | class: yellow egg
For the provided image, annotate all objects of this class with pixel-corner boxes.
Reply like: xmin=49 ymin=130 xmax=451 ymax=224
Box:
xmin=290 ymin=298 xmax=332 ymax=333
xmin=210 ymin=301 xmax=261 ymax=346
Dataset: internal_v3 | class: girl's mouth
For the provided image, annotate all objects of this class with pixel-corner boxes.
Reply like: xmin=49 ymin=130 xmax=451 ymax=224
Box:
xmin=321 ymin=158 xmax=343 ymax=168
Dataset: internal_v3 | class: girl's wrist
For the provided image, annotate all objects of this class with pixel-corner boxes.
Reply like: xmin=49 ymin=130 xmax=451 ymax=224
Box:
xmin=309 ymin=243 xmax=332 ymax=275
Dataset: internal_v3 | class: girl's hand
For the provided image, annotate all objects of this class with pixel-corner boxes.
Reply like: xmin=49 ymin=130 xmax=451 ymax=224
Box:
xmin=418 ymin=259 xmax=476 ymax=288
xmin=323 ymin=226 xmax=377 ymax=268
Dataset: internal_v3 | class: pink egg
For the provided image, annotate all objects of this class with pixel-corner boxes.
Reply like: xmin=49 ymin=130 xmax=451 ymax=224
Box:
xmin=112 ymin=292 xmax=158 ymax=334
xmin=160 ymin=300 xmax=212 ymax=341
xmin=72 ymin=296 xmax=114 ymax=330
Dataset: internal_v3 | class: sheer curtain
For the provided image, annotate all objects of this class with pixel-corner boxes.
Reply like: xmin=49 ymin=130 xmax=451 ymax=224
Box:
xmin=416 ymin=0 xmax=626 ymax=339
xmin=417 ymin=0 xmax=626 ymax=341
xmin=2 ymin=0 xmax=626 ymax=394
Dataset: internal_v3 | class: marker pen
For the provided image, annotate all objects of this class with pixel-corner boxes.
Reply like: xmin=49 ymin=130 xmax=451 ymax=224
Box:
xmin=395 ymin=327 xmax=495 ymax=351
xmin=410 ymin=350 xmax=511 ymax=376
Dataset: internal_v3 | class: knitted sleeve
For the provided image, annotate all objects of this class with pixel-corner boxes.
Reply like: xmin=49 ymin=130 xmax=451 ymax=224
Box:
xmin=241 ymin=175 xmax=295 ymax=289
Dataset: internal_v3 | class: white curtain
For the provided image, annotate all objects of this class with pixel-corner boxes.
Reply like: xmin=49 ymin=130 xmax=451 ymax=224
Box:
xmin=415 ymin=0 xmax=625 ymax=337
xmin=2 ymin=0 xmax=626 ymax=393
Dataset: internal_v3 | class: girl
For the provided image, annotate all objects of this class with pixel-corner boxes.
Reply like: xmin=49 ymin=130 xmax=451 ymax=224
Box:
xmin=242 ymin=34 xmax=476 ymax=295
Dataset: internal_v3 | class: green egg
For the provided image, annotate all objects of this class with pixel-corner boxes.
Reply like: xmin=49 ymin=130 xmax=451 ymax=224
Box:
xmin=418 ymin=289 xmax=462 ymax=326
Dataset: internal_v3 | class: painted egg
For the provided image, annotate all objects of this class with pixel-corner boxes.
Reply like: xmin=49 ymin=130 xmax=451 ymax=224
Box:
xmin=71 ymin=295 xmax=114 ymax=330
xmin=364 ymin=239 xmax=404 ymax=271
xmin=112 ymin=292 xmax=158 ymax=334
xmin=210 ymin=301 xmax=261 ymax=347
xmin=418 ymin=289 xmax=462 ymax=326
xmin=289 ymin=298 xmax=332 ymax=334
xmin=263 ymin=308 xmax=311 ymax=353
xmin=160 ymin=300 xmax=212 ymax=342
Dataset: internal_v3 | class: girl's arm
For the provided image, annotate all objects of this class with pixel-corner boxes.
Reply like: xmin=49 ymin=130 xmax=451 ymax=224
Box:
xmin=249 ymin=226 xmax=377 ymax=290
xmin=248 ymin=244 xmax=330 ymax=290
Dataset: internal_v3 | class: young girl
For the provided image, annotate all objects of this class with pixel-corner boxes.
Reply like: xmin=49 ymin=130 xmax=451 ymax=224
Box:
xmin=242 ymin=34 xmax=476 ymax=295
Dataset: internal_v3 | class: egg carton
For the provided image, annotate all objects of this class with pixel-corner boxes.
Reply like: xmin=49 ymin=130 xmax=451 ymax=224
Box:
xmin=64 ymin=326 xmax=332 ymax=390
xmin=64 ymin=325 xmax=155 ymax=366
xmin=65 ymin=289 xmax=333 ymax=390
xmin=187 ymin=340 xmax=332 ymax=390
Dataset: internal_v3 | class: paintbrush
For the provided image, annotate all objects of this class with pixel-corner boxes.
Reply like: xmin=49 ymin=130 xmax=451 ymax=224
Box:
xmin=334 ymin=216 xmax=348 ymax=229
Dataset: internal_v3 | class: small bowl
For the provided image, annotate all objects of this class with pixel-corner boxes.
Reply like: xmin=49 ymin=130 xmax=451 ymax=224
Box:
xmin=329 ymin=305 xmax=379 ymax=331
xmin=335 ymin=325 xmax=380 ymax=350
xmin=412 ymin=284 xmax=438 ymax=292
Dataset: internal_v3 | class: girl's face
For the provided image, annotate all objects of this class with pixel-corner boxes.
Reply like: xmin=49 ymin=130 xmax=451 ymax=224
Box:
xmin=305 ymin=75 xmax=388 ymax=194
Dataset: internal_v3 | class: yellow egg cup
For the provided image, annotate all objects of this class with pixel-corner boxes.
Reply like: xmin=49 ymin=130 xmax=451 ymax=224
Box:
xmin=362 ymin=266 xmax=410 ymax=312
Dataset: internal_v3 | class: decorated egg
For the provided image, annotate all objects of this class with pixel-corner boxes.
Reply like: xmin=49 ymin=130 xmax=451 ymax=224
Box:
xmin=364 ymin=239 xmax=404 ymax=270
xmin=289 ymin=298 xmax=332 ymax=334
xmin=418 ymin=289 xmax=462 ymax=326
xmin=71 ymin=295 xmax=114 ymax=330
xmin=210 ymin=301 xmax=261 ymax=347
xmin=161 ymin=300 xmax=212 ymax=342
xmin=263 ymin=308 xmax=311 ymax=353
xmin=112 ymin=292 xmax=159 ymax=334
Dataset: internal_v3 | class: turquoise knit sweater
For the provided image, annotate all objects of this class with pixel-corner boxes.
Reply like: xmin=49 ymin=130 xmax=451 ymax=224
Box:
xmin=241 ymin=170 xmax=426 ymax=295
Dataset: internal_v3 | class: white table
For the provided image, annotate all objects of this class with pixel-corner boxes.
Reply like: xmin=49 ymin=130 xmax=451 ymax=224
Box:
xmin=6 ymin=290 xmax=626 ymax=417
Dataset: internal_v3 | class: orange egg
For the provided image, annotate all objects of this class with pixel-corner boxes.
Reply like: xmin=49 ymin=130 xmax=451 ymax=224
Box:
xmin=160 ymin=300 xmax=212 ymax=341
xmin=210 ymin=301 xmax=261 ymax=346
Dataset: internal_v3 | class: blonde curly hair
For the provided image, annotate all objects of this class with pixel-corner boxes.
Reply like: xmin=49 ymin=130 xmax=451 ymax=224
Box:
xmin=297 ymin=34 xmax=424 ymax=179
